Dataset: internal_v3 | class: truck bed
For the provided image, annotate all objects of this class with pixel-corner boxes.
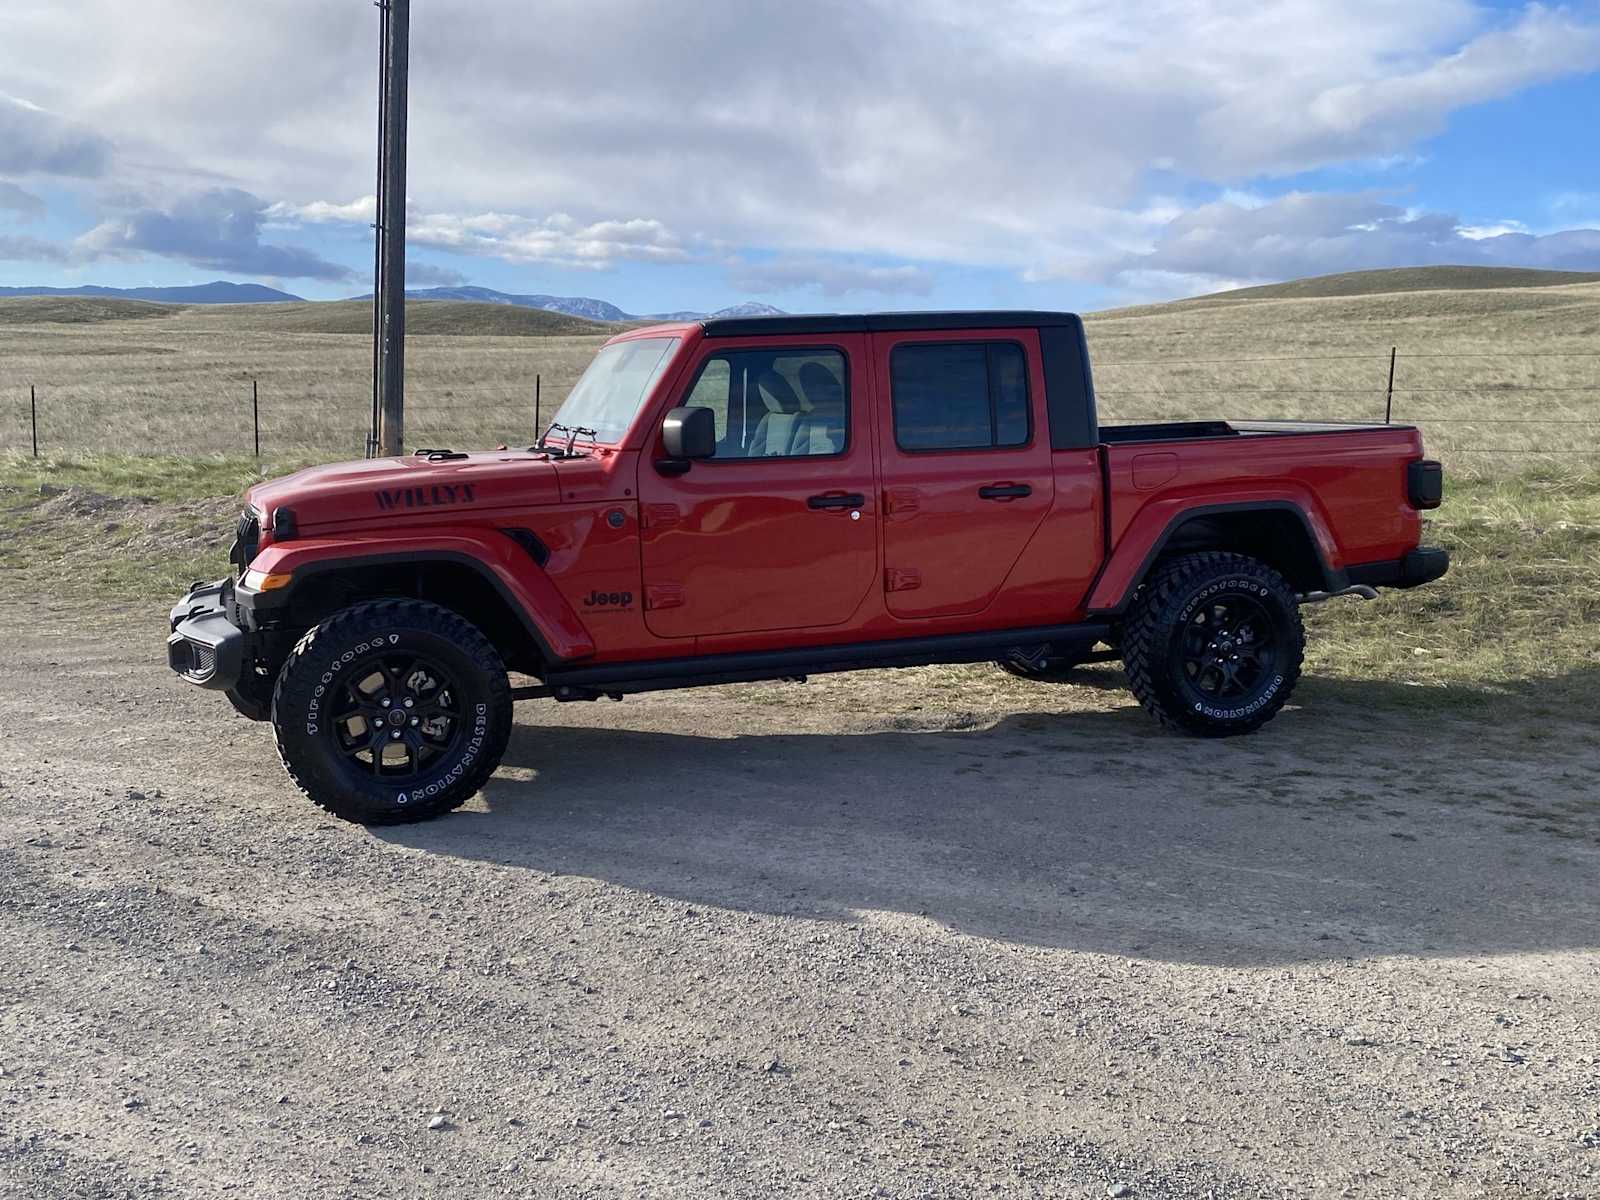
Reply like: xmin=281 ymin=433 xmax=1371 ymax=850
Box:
xmin=1089 ymin=419 xmax=1430 ymax=612
xmin=1099 ymin=419 xmax=1409 ymax=444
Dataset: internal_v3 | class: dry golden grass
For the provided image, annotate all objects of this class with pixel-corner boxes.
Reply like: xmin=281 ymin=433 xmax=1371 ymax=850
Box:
xmin=0 ymin=301 xmax=610 ymax=457
xmin=2 ymin=280 xmax=1597 ymax=471
xmin=1086 ymin=280 xmax=1600 ymax=476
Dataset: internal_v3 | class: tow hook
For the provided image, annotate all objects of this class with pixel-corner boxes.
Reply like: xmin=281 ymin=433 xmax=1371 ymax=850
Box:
xmin=1298 ymin=584 xmax=1380 ymax=605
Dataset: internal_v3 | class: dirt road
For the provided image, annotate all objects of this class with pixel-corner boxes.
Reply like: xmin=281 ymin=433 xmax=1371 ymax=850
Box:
xmin=3 ymin=605 xmax=1599 ymax=1198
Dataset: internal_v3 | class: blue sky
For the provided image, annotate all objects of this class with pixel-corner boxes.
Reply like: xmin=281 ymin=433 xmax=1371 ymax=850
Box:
xmin=2 ymin=1 xmax=1598 ymax=314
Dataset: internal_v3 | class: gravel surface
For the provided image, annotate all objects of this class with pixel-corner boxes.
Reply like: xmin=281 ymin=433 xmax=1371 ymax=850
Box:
xmin=3 ymin=604 xmax=1599 ymax=1198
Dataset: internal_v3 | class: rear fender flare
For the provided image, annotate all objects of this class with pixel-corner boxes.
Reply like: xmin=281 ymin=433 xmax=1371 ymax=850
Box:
xmin=1087 ymin=496 xmax=1343 ymax=615
xmin=241 ymin=530 xmax=595 ymax=662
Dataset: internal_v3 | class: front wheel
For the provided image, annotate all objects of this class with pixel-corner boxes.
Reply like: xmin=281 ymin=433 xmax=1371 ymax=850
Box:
xmin=271 ymin=599 xmax=512 ymax=824
xmin=1121 ymin=552 xmax=1303 ymax=737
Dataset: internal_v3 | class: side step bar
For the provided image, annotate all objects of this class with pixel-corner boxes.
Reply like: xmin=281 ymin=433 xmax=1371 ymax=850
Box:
xmin=513 ymin=621 xmax=1113 ymax=701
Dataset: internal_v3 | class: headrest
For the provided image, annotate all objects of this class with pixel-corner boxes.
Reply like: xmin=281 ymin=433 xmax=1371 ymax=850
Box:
xmin=755 ymin=369 xmax=802 ymax=414
xmin=798 ymin=362 xmax=843 ymax=409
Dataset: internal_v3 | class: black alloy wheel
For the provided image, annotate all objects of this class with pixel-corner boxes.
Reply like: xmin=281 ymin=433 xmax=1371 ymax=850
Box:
xmin=1174 ymin=592 xmax=1279 ymax=710
xmin=331 ymin=651 xmax=465 ymax=781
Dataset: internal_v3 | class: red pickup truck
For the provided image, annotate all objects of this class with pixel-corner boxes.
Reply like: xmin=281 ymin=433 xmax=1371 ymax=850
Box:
xmin=168 ymin=311 xmax=1446 ymax=824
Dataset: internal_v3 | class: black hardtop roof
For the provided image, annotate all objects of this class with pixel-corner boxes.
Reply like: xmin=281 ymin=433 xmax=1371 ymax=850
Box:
xmin=700 ymin=310 xmax=1083 ymax=338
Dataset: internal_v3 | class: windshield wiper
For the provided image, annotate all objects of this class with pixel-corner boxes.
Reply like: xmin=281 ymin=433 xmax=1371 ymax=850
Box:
xmin=535 ymin=422 xmax=598 ymax=457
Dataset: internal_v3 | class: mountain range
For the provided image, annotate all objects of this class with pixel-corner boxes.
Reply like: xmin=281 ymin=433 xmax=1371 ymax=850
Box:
xmin=0 ymin=281 xmax=302 ymax=304
xmin=0 ymin=280 xmax=785 ymax=321
xmin=346 ymin=286 xmax=787 ymax=322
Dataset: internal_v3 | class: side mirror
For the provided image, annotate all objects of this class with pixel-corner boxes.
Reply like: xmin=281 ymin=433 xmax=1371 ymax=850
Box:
xmin=661 ymin=406 xmax=717 ymax=461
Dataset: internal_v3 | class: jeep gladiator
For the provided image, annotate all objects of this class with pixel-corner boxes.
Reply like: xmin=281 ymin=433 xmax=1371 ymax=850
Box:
xmin=167 ymin=311 xmax=1448 ymax=824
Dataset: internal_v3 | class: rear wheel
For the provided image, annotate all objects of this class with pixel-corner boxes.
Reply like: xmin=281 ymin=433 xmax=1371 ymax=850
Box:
xmin=271 ymin=599 xmax=512 ymax=824
xmin=1121 ymin=552 xmax=1303 ymax=737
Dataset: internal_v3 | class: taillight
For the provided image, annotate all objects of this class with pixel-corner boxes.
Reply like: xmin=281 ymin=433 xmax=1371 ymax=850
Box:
xmin=1407 ymin=460 xmax=1442 ymax=510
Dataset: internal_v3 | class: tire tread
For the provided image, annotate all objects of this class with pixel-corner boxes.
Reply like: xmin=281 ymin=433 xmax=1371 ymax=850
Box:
xmin=1121 ymin=552 xmax=1303 ymax=737
xmin=270 ymin=598 xmax=511 ymax=824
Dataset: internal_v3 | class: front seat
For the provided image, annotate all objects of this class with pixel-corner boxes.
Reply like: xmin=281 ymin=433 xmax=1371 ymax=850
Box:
xmin=746 ymin=370 xmax=804 ymax=456
xmin=792 ymin=362 xmax=846 ymax=454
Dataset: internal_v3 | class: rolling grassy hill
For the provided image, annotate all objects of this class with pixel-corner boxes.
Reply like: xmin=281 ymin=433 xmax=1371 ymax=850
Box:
xmin=0 ymin=297 xmax=180 ymax=325
xmin=0 ymin=296 xmax=616 ymax=337
xmin=1 ymin=270 xmax=1596 ymax=471
xmin=1193 ymin=265 xmax=1600 ymax=302
xmin=173 ymin=299 xmax=617 ymax=337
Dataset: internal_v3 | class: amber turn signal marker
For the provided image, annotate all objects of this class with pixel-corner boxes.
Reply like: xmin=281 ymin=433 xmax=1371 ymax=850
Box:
xmin=242 ymin=569 xmax=293 ymax=591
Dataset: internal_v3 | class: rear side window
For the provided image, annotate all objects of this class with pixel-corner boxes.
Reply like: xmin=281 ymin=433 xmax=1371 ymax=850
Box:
xmin=891 ymin=342 xmax=1030 ymax=451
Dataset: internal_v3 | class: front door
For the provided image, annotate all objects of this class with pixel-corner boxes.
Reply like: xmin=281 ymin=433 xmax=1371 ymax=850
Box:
xmin=637 ymin=335 xmax=878 ymax=640
xmin=872 ymin=330 xmax=1055 ymax=619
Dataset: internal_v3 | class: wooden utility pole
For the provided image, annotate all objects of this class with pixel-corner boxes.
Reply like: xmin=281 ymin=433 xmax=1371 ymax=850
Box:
xmin=374 ymin=0 xmax=410 ymax=457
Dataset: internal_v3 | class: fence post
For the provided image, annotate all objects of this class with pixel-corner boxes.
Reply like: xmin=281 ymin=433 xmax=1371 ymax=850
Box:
xmin=534 ymin=372 xmax=541 ymax=443
xmin=30 ymin=385 xmax=38 ymax=457
xmin=1384 ymin=346 xmax=1396 ymax=424
xmin=252 ymin=378 xmax=260 ymax=458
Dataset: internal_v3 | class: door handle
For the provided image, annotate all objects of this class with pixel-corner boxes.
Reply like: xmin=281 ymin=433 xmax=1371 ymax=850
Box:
xmin=807 ymin=492 xmax=865 ymax=511
xmin=978 ymin=483 xmax=1032 ymax=500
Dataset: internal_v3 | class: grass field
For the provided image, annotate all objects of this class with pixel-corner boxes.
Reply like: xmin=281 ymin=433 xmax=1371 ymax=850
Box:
xmin=2 ymin=273 xmax=1597 ymax=469
xmin=0 ymin=267 xmax=1596 ymax=710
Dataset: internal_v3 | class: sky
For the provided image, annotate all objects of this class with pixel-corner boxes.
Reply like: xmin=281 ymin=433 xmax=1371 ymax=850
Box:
xmin=1 ymin=0 xmax=1599 ymax=314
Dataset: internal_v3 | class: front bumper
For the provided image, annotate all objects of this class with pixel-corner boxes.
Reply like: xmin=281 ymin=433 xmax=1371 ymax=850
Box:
xmin=167 ymin=578 xmax=251 ymax=690
xmin=1347 ymin=545 xmax=1451 ymax=590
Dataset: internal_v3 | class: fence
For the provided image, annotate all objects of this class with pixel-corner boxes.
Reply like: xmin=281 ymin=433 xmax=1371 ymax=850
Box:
xmin=4 ymin=347 xmax=1599 ymax=466
xmin=1092 ymin=347 xmax=1600 ymax=462
xmin=7 ymin=373 xmax=552 ymax=461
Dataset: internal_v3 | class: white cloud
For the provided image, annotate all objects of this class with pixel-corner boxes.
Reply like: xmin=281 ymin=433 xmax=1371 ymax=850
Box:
xmin=75 ymin=189 xmax=353 ymax=280
xmin=1091 ymin=192 xmax=1600 ymax=299
xmin=1457 ymin=221 xmax=1530 ymax=240
xmin=0 ymin=94 xmax=111 ymax=178
xmin=406 ymin=211 xmax=691 ymax=270
xmin=266 ymin=196 xmax=377 ymax=225
xmin=2 ymin=2 xmax=1599 ymax=288
xmin=0 ymin=180 xmax=46 ymax=219
xmin=729 ymin=257 xmax=936 ymax=298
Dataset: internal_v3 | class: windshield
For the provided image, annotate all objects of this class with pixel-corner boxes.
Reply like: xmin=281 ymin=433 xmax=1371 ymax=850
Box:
xmin=549 ymin=336 xmax=681 ymax=444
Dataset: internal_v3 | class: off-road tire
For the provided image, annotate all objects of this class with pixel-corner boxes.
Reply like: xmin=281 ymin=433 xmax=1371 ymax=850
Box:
xmin=271 ymin=599 xmax=512 ymax=824
xmin=1121 ymin=552 xmax=1303 ymax=737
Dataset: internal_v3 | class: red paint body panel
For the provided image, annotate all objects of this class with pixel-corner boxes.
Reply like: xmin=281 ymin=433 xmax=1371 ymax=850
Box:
xmin=246 ymin=529 xmax=595 ymax=660
xmin=635 ymin=333 xmax=880 ymax=641
xmin=871 ymin=328 xmax=1057 ymax=619
xmin=238 ymin=319 xmax=1436 ymax=674
xmin=1088 ymin=426 xmax=1425 ymax=611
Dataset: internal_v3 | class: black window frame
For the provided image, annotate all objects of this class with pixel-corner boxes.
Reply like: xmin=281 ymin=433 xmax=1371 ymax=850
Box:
xmin=888 ymin=339 xmax=1034 ymax=455
xmin=676 ymin=343 xmax=853 ymax=463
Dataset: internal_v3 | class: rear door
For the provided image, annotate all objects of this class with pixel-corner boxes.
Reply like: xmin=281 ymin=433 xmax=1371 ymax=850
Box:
xmin=636 ymin=335 xmax=878 ymax=640
xmin=872 ymin=330 xmax=1055 ymax=619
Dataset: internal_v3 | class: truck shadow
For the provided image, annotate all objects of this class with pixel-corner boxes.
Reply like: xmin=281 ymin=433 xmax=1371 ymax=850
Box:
xmin=377 ymin=672 xmax=1600 ymax=968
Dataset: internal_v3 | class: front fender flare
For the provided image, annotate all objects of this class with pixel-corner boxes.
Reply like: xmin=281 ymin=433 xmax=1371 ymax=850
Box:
xmin=239 ymin=529 xmax=595 ymax=662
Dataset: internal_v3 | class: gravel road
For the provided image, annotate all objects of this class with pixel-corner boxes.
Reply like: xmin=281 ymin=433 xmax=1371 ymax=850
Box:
xmin=3 ymin=604 xmax=1599 ymax=1198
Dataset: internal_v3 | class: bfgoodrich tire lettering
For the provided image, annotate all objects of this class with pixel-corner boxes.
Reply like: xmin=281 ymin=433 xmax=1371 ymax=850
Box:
xmin=1121 ymin=552 xmax=1304 ymax=737
xmin=271 ymin=599 xmax=512 ymax=824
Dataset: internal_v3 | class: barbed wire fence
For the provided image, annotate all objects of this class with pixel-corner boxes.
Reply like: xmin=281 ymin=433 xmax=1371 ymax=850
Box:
xmin=1092 ymin=347 xmax=1600 ymax=459
xmin=5 ymin=349 xmax=1599 ymax=462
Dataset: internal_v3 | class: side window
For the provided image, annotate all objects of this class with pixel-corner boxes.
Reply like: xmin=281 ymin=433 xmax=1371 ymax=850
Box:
xmin=890 ymin=342 xmax=1031 ymax=451
xmin=680 ymin=348 xmax=849 ymax=459
xmin=682 ymin=358 xmax=731 ymax=440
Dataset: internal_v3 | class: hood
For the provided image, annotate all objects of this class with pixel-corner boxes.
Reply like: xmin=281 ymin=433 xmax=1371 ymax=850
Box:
xmin=245 ymin=451 xmax=564 ymax=533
